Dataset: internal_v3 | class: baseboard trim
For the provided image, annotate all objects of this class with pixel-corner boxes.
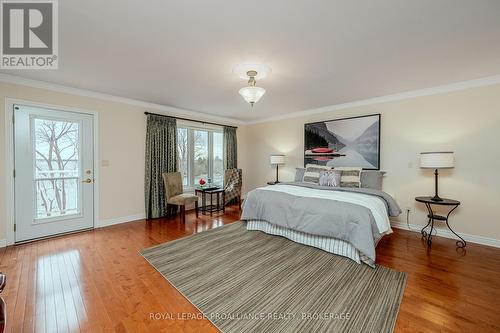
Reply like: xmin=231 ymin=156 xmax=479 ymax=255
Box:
xmin=0 ymin=239 xmax=6 ymax=248
xmin=98 ymin=213 xmax=146 ymax=228
xmin=391 ymin=221 xmax=500 ymax=248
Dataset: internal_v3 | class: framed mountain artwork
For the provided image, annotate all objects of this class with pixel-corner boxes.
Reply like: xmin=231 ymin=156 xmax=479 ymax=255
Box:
xmin=304 ymin=114 xmax=381 ymax=170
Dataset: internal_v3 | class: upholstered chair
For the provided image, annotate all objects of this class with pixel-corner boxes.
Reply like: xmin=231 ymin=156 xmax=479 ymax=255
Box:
xmin=224 ymin=169 xmax=242 ymax=209
xmin=162 ymin=172 xmax=198 ymax=223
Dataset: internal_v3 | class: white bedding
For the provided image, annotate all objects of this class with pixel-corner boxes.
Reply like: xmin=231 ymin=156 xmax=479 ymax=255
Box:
xmin=259 ymin=184 xmax=392 ymax=235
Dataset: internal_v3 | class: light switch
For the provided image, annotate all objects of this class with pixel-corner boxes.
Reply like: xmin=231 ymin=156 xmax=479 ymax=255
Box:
xmin=101 ymin=160 xmax=110 ymax=167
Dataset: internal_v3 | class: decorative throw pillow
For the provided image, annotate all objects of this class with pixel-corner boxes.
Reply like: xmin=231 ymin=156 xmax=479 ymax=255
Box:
xmin=360 ymin=171 xmax=386 ymax=190
xmin=302 ymin=164 xmax=331 ymax=184
xmin=335 ymin=167 xmax=362 ymax=188
xmin=319 ymin=170 xmax=342 ymax=187
xmin=294 ymin=168 xmax=306 ymax=182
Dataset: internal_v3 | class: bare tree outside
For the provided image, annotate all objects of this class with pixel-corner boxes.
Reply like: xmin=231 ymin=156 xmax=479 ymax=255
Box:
xmin=177 ymin=128 xmax=224 ymax=187
xmin=177 ymin=128 xmax=188 ymax=185
xmin=34 ymin=118 xmax=80 ymax=218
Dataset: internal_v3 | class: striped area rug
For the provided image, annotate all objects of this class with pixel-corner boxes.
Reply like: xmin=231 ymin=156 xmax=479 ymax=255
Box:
xmin=141 ymin=222 xmax=406 ymax=333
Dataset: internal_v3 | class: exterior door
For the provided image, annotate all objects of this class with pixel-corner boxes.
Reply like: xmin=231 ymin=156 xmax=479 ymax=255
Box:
xmin=14 ymin=104 xmax=94 ymax=242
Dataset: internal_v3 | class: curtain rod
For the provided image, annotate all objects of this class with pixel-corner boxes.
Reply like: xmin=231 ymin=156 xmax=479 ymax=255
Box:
xmin=144 ymin=112 xmax=237 ymax=129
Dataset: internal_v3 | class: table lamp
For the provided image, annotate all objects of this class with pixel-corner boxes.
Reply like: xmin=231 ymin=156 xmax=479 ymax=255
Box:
xmin=420 ymin=151 xmax=454 ymax=201
xmin=269 ymin=154 xmax=285 ymax=184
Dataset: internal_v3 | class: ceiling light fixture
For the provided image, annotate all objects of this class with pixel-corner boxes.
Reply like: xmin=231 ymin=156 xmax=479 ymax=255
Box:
xmin=238 ymin=70 xmax=266 ymax=107
xmin=233 ymin=63 xmax=271 ymax=107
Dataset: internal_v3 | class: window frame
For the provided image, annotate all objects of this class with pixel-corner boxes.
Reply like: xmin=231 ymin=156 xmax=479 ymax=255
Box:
xmin=177 ymin=121 xmax=224 ymax=191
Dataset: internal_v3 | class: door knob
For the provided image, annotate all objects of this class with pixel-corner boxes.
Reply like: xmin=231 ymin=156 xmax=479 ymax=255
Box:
xmin=82 ymin=178 xmax=92 ymax=183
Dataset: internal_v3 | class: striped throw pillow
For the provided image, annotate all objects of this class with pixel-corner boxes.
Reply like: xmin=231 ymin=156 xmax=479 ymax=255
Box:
xmin=302 ymin=164 xmax=331 ymax=184
xmin=335 ymin=167 xmax=362 ymax=188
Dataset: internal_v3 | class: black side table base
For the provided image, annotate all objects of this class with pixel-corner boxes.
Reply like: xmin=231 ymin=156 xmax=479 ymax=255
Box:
xmin=416 ymin=197 xmax=466 ymax=249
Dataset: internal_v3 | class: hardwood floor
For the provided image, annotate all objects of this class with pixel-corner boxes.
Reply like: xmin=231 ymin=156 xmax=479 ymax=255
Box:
xmin=1 ymin=204 xmax=500 ymax=333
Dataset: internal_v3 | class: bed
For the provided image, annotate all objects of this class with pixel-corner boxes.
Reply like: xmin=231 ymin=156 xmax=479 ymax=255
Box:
xmin=241 ymin=182 xmax=401 ymax=267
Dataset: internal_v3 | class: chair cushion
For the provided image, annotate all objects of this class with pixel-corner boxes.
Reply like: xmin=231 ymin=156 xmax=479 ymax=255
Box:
xmin=167 ymin=193 xmax=198 ymax=206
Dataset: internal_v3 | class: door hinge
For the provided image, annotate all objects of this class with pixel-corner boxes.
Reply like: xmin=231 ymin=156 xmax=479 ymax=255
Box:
xmin=13 ymin=169 xmax=15 ymax=178
xmin=12 ymin=114 xmax=15 ymax=124
xmin=14 ymin=224 xmax=16 ymax=232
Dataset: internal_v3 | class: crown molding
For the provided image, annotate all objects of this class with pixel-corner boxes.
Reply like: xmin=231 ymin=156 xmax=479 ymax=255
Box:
xmin=2 ymin=73 xmax=500 ymax=126
xmin=245 ymin=74 xmax=500 ymax=125
xmin=0 ymin=73 xmax=245 ymax=125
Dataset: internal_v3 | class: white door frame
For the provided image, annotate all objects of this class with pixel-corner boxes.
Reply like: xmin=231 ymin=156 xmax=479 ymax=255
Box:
xmin=4 ymin=98 xmax=99 ymax=246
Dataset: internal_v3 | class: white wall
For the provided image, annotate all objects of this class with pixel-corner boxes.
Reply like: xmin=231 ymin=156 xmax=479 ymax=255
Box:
xmin=239 ymin=84 xmax=500 ymax=242
xmin=0 ymin=81 xmax=241 ymax=243
xmin=2 ymin=79 xmax=500 ymax=246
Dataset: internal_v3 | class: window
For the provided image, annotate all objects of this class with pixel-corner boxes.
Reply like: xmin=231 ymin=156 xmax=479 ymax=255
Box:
xmin=177 ymin=124 xmax=224 ymax=189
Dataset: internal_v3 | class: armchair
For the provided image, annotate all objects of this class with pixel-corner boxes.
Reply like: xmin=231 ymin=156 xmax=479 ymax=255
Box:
xmin=224 ymin=169 xmax=242 ymax=209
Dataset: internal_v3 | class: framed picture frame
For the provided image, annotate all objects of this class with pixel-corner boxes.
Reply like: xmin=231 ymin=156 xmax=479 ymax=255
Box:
xmin=304 ymin=114 xmax=381 ymax=170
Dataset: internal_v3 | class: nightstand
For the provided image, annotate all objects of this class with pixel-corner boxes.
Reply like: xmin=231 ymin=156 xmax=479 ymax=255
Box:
xmin=415 ymin=196 xmax=464 ymax=248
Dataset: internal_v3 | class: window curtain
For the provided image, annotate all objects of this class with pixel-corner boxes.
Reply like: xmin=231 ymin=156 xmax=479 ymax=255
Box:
xmin=145 ymin=114 xmax=178 ymax=219
xmin=223 ymin=126 xmax=237 ymax=170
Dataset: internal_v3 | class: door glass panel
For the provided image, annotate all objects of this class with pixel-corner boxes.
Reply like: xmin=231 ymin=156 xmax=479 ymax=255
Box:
xmin=193 ymin=130 xmax=208 ymax=185
xmin=33 ymin=118 xmax=81 ymax=219
xmin=213 ymin=132 xmax=223 ymax=185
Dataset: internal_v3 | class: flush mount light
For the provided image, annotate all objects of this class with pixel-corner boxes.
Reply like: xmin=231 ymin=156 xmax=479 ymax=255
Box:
xmin=238 ymin=70 xmax=266 ymax=106
xmin=234 ymin=64 xmax=271 ymax=107
xmin=233 ymin=63 xmax=272 ymax=80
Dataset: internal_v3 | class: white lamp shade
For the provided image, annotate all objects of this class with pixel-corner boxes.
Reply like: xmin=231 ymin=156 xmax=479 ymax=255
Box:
xmin=420 ymin=152 xmax=454 ymax=169
xmin=239 ymin=86 xmax=266 ymax=104
xmin=270 ymin=154 xmax=285 ymax=165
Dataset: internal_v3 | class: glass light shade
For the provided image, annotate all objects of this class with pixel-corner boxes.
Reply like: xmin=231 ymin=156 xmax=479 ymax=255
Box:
xmin=270 ymin=154 xmax=285 ymax=165
xmin=239 ymin=86 xmax=266 ymax=105
xmin=420 ymin=152 xmax=454 ymax=169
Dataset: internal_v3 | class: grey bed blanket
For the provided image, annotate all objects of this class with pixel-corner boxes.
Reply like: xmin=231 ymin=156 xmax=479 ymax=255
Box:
xmin=241 ymin=182 xmax=401 ymax=265
xmin=282 ymin=182 xmax=402 ymax=217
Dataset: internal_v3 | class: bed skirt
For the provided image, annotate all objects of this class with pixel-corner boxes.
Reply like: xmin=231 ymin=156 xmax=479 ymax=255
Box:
xmin=246 ymin=220 xmax=375 ymax=267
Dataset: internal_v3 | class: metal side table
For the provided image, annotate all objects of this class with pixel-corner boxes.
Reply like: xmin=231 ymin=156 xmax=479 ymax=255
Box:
xmin=415 ymin=196 xmax=464 ymax=248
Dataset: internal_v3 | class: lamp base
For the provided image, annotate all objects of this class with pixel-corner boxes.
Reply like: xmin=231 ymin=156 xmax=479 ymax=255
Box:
xmin=431 ymin=195 xmax=443 ymax=202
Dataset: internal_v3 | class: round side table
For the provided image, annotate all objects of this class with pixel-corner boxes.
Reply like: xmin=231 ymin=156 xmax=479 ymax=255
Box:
xmin=415 ymin=196 xmax=464 ymax=248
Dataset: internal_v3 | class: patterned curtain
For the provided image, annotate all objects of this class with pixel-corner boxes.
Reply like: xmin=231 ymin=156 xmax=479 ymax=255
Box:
xmin=223 ymin=126 xmax=237 ymax=169
xmin=145 ymin=114 xmax=178 ymax=219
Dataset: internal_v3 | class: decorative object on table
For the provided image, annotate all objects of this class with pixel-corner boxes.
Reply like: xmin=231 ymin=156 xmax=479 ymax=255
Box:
xmin=318 ymin=169 xmax=342 ymax=187
xmin=420 ymin=151 xmax=454 ymax=201
xmin=162 ymin=172 xmax=199 ymax=223
xmin=415 ymin=196 xmax=464 ymax=248
xmin=199 ymin=178 xmax=206 ymax=187
xmin=335 ymin=167 xmax=362 ymax=188
xmin=224 ymin=168 xmax=242 ymax=209
xmin=304 ymin=114 xmax=380 ymax=169
xmin=268 ymin=154 xmax=285 ymax=185
xmin=195 ymin=187 xmax=225 ymax=216
xmin=233 ymin=63 xmax=271 ymax=107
